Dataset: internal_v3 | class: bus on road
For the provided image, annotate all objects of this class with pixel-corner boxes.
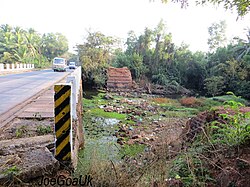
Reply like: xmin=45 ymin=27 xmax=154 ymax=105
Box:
xmin=52 ymin=57 xmax=67 ymax=72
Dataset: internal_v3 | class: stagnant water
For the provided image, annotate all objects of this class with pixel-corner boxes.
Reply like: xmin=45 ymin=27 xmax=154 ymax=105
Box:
xmin=75 ymin=93 xmax=121 ymax=175
xmin=84 ymin=117 xmax=120 ymax=161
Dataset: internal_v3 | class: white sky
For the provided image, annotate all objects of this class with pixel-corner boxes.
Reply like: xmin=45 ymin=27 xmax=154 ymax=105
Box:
xmin=0 ymin=0 xmax=249 ymax=52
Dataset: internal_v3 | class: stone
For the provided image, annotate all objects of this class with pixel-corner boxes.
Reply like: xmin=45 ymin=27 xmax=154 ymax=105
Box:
xmin=132 ymin=134 xmax=141 ymax=139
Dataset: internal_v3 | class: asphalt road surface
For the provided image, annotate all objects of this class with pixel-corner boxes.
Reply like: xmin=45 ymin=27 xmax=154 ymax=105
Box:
xmin=0 ymin=69 xmax=70 ymax=115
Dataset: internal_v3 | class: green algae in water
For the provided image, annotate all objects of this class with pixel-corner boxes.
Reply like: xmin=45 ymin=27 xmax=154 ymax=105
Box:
xmin=76 ymin=117 xmax=121 ymax=175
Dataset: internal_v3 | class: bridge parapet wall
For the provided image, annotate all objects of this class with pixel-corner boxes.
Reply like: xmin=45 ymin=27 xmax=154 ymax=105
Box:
xmin=54 ymin=66 xmax=84 ymax=169
xmin=0 ymin=63 xmax=34 ymax=71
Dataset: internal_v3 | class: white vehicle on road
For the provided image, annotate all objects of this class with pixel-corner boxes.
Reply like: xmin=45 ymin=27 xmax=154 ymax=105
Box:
xmin=69 ymin=61 xmax=76 ymax=69
xmin=52 ymin=57 xmax=67 ymax=72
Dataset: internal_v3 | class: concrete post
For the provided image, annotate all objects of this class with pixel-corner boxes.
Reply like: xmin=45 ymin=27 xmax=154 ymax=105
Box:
xmin=27 ymin=64 xmax=30 ymax=69
xmin=16 ymin=63 xmax=20 ymax=69
xmin=0 ymin=63 xmax=4 ymax=71
xmin=11 ymin=63 xmax=15 ymax=70
xmin=66 ymin=76 xmax=77 ymax=120
xmin=20 ymin=63 xmax=23 ymax=69
xmin=31 ymin=64 xmax=34 ymax=69
xmin=23 ymin=64 xmax=27 ymax=69
xmin=6 ymin=64 xmax=10 ymax=70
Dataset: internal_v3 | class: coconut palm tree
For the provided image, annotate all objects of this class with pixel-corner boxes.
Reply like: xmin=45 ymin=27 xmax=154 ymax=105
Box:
xmin=234 ymin=28 xmax=250 ymax=60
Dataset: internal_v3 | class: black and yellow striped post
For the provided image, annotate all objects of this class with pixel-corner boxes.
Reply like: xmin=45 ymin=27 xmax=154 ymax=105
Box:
xmin=54 ymin=84 xmax=72 ymax=162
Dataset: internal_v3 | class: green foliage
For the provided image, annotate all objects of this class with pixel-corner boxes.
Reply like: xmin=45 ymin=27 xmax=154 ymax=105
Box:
xmin=80 ymin=21 xmax=250 ymax=99
xmin=87 ymin=108 xmax=126 ymax=120
xmin=207 ymin=20 xmax=227 ymax=52
xmin=210 ymin=93 xmax=250 ymax=146
xmin=234 ymin=29 xmax=250 ymax=60
xmin=41 ymin=32 xmax=68 ymax=61
xmin=15 ymin=125 xmax=27 ymax=138
xmin=199 ymin=0 xmax=250 ymax=17
xmin=160 ymin=0 xmax=250 ymax=17
xmin=169 ymin=152 xmax=213 ymax=187
xmin=120 ymin=143 xmax=146 ymax=157
xmin=204 ymin=76 xmax=225 ymax=96
xmin=212 ymin=94 xmax=248 ymax=105
xmin=36 ymin=125 xmax=52 ymax=135
xmin=0 ymin=24 xmax=68 ymax=68
xmin=3 ymin=165 xmax=20 ymax=176
xmin=78 ymin=30 xmax=120 ymax=87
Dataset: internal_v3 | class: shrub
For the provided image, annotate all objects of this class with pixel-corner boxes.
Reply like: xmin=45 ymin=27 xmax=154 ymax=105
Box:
xmin=210 ymin=93 xmax=250 ymax=147
xmin=179 ymin=97 xmax=203 ymax=107
xmin=150 ymin=97 xmax=175 ymax=104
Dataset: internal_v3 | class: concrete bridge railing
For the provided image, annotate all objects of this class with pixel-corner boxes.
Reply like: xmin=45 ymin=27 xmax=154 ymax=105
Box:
xmin=54 ymin=66 xmax=84 ymax=168
xmin=66 ymin=67 xmax=82 ymax=120
xmin=0 ymin=63 xmax=35 ymax=71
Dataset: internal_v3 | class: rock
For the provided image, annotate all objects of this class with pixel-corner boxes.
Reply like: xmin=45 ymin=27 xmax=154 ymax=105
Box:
xmin=132 ymin=134 xmax=141 ymax=139
xmin=103 ymin=94 xmax=113 ymax=100
xmin=117 ymin=138 xmax=124 ymax=145
xmin=127 ymin=139 xmax=134 ymax=145
xmin=104 ymin=106 xmax=113 ymax=112
xmin=129 ymin=126 xmax=134 ymax=131
xmin=118 ymin=127 xmax=127 ymax=133
xmin=119 ymin=133 xmax=127 ymax=138
xmin=165 ymin=178 xmax=183 ymax=187
xmin=0 ymin=147 xmax=59 ymax=184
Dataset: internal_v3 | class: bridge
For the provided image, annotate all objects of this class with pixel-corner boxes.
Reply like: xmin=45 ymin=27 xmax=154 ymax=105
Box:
xmin=0 ymin=66 xmax=84 ymax=184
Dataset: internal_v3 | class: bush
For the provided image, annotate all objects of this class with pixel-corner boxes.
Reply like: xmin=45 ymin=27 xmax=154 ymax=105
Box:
xmin=150 ymin=97 xmax=175 ymax=104
xmin=179 ymin=97 xmax=203 ymax=107
xmin=210 ymin=93 xmax=250 ymax=147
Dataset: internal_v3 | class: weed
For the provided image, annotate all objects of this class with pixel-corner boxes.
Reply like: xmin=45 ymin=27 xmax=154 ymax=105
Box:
xmin=120 ymin=144 xmax=146 ymax=158
xmin=15 ymin=125 xmax=27 ymax=138
xmin=3 ymin=165 xmax=21 ymax=185
xmin=169 ymin=150 xmax=214 ymax=187
xmin=3 ymin=166 xmax=19 ymax=176
xmin=196 ymin=98 xmax=222 ymax=112
xmin=212 ymin=94 xmax=248 ymax=105
xmin=210 ymin=93 xmax=250 ymax=147
xmin=33 ymin=112 xmax=42 ymax=120
xmin=36 ymin=125 xmax=52 ymax=135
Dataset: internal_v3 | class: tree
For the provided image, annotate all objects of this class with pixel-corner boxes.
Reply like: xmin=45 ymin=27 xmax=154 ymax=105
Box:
xmin=204 ymin=76 xmax=225 ymax=96
xmin=234 ymin=28 xmax=250 ymax=60
xmin=160 ymin=0 xmax=250 ymax=17
xmin=41 ymin=32 xmax=68 ymax=61
xmin=207 ymin=20 xmax=227 ymax=52
xmin=78 ymin=31 xmax=119 ymax=87
xmin=0 ymin=24 xmax=68 ymax=68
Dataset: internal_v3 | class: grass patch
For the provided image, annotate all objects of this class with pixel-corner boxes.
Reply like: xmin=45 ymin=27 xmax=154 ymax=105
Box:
xmin=175 ymin=107 xmax=199 ymax=115
xmin=82 ymin=98 xmax=96 ymax=108
xmin=88 ymin=108 xmax=126 ymax=120
xmin=212 ymin=95 xmax=248 ymax=105
xmin=36 ymin=125 xmax=52 ymax=135
xmin=120 ymin=143 xmax=146 ymax=157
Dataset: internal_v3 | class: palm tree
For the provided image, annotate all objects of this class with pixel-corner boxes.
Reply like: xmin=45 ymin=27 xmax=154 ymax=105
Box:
xmin=234 ymin=28 xmax=250 ymax=60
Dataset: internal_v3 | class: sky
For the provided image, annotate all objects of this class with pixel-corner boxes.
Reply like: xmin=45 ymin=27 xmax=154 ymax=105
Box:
xmin=0 ymin=0 xmax=249 ymax=52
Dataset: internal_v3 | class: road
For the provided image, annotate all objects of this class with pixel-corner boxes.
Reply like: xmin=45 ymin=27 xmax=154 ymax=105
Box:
xmin=0 ymin=69 xmax=70 ymax=115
